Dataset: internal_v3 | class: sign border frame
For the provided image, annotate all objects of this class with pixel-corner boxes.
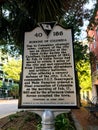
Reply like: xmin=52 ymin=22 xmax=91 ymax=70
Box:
xmin=18 ymin=23 xmax=80 ymax=109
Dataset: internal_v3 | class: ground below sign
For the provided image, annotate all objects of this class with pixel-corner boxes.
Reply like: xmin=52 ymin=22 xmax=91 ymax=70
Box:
xmin=19 ymin=22 xmax=78 ymax=109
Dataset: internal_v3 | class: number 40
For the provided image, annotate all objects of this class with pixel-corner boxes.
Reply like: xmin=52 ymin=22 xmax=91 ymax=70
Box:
xmin=34 ymin=33 xmax=42 ymax=37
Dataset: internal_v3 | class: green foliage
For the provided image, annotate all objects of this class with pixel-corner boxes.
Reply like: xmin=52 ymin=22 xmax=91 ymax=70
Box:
xmin=9 ymin=113 xmax=19 ymax=121
xmin=24 ymin=111 xmax=37 ymax=123
xmin=0 ymin=80 xmax=3 ymax=88
xmin=55 ymin=113 xmax=75 ymax=130
xmin=24 ymin=115 xmax=33 ymax=123
xmin=74 ymin=41 xmax=89 ymax=63
xmin=3 ymin=58 xmax=22 ymax=82
xmin=37 ymin=124 xmax=42 ymax=130
xmin=76 ymin=60 xmax=92 ymax=91
xmin=10 ymin=84 xmax=19 ymax=98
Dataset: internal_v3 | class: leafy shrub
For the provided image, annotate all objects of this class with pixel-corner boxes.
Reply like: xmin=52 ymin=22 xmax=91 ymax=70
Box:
xmin=9 ymin=83 xmax=19 ymax=98
xmin=55 ymin=113 xmax=76 ymax=130
xmin=9 ymin=113 xmax=19 ymax=121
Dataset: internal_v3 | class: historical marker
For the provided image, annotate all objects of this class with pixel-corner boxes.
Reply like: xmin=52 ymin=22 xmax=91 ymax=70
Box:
xmin=19 ymin=22 xmax=78 ymax=109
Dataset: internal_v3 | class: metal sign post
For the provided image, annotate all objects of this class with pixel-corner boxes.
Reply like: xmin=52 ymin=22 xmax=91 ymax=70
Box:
xmin=41 ymin=110 xmax=55 ymax=130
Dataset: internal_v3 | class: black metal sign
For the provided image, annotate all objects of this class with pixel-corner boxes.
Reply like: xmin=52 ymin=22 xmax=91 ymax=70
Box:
xmin=19 ymin=22 xmax=79 ymax=109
